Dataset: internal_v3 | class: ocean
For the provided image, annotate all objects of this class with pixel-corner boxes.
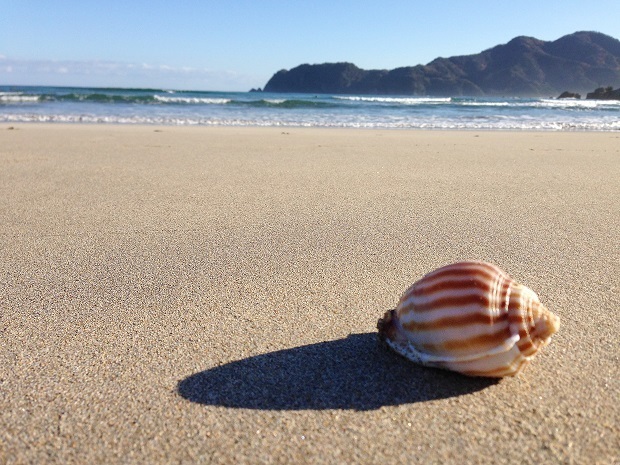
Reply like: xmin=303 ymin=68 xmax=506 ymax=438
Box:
xmin=1 ymin=85 xmax=619 ymax=130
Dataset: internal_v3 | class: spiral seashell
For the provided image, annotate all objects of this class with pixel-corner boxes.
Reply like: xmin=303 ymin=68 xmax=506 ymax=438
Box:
xmin=378 ymin=261 xmax=560 ymax=377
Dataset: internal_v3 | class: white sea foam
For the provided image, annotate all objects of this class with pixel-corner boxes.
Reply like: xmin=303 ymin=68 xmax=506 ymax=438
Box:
xmin=334 ymin=96 xmax=451 ymax=104
xmin=2 ymin=112 xmax=618 ymax=131
xmin=537 ymin=98 xmax=620 ymax=108
xmin=154 ymin=95 xmax=230 ymax=104
xmin=0 ymin=92 xmax=40 ymax=103
xmin=460 ymin=101 xmax=511 ymax=107
xmin=461 ymin=99 xmax=620 ymax=109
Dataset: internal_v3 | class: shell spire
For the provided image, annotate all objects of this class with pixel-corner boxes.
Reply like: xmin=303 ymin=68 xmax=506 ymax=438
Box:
xmin=378 ymin=261 xmax=560 ymax=377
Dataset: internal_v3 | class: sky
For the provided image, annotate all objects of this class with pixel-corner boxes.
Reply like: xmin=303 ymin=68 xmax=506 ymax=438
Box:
xmin=1 ymin=0 xmax=619 ymax=91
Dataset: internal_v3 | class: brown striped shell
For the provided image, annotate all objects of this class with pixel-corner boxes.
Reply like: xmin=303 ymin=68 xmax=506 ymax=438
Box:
xmin=377 ymin=261 xmax=560 ymax=377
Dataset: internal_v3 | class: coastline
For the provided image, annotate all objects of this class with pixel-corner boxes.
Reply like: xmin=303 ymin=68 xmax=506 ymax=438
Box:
xmin=3 ymin=86 xmax=620 ymax=131
xmin=1 ymin=125 xmax=618 ymax=463
xmin=5 ymin=120 xmax=620 ymax=132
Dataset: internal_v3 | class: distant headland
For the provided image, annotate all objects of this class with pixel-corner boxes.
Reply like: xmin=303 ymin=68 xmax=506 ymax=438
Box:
xmin=257 ymin=31 xmax=620 ymax=97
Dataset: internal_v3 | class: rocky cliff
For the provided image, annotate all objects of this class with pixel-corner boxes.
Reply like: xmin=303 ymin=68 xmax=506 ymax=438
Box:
xmin=263 ymin=31 xmax=620 ymax=97
xmin=586 ymin=86 xmax=620 ymax=99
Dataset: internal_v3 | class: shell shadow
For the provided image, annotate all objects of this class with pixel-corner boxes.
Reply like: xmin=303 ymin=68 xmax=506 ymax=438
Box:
xmin=177 ymin=333 xmax=498 ymax=411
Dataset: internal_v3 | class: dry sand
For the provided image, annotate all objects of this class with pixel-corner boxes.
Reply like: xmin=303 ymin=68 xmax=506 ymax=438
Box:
xmin=1 ymin=125 xmax=618 ymax=464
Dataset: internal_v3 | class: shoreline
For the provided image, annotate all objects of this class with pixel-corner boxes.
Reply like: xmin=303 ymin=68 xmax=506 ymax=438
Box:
xmin=1 ymin=125 xmax=618 ymax=464
xmin=3 ymin=85 xmax=620 ymax=131
xmin=3 ymin=120 xmax=620 ymax=133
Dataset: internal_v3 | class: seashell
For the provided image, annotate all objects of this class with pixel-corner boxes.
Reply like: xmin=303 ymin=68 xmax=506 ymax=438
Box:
xmin=377 ymin=261 xmax=560 ymax=377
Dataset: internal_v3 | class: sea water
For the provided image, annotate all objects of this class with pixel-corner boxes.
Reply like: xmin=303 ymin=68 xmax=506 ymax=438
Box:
xmin=1 ymin=85 xmax=619 ymax=130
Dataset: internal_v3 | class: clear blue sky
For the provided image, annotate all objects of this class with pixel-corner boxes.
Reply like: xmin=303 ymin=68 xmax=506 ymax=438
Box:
xmin=1 ymin=0 xmax=619 ymax=91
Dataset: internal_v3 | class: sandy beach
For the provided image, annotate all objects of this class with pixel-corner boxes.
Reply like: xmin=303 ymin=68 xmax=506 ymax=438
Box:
xmin=1 ymin=125 xmax=618 ymax=464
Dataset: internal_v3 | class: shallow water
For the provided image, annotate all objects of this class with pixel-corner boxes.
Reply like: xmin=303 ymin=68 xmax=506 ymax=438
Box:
xmin=1 ymin=86 xmax=619 ymax=130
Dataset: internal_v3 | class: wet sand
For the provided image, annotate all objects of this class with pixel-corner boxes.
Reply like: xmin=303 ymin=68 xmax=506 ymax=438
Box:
xmin=1 ymin=125 xmax=618 ymax=464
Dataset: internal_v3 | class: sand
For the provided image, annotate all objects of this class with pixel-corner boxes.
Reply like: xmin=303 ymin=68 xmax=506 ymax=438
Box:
xmin=1 ymin=124 xmax=618 ymax=464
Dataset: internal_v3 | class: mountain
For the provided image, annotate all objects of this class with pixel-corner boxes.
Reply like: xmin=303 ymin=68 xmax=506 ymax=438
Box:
xmin=262 ymin=32 xmax=620 ymax=96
